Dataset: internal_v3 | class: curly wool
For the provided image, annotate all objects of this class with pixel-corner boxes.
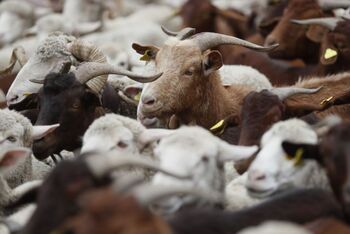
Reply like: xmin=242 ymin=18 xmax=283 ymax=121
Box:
xmin=0 ymin=109 xmax=32 ymax=147
xmin=35 ymin=33 xmax=75 ymax=61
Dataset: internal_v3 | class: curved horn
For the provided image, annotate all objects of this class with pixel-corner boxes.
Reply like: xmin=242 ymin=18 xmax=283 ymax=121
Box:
xmin=132 ymin=185 xmax=223 ymax=206
xmin=191 ymin=32 xmax=279 ymax=52
xmin=319 ymin=0 xmax=350 ymax=11
xmin=86 ymin=154 xmax=191 ymax=180
xmin=270 ymin=86 xmax=323 ymax=100
xmin=67 ymin=40 xmax=107 ymax=94
xmin=0 ymin=46 xmax=27 ymax=76
xmin=290 ymin=18 xmax=342 ymax=31
xmin=118 ymin=90 xmax=139 ymax=106
xmin=73 ymin=62 xmax=162 ymax=84
xmin=161 ymin=26 xmax=196 ymax=40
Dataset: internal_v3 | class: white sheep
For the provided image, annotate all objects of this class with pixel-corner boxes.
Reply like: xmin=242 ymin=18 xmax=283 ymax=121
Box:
xmin=0 ymin=109 xmax=58 ymax=188
xmin=225 ymin=119 xmax=330 ymax=211
xmin=238 ymin=221 xmax=311 ymax=234
xmin=139 ymin=126 xmax=258 ymax=214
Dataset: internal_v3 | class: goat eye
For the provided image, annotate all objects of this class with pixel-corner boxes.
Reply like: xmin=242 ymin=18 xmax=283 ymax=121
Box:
xmin=202 ymin=156 xmax=209 ymax=162
xmin=7 ymin=136 xmax=17 ymax=142
xmin=72 ymin=101 xmax=80 ymax=109
xmin=184 ymin=69 xmax=194 ymax=76
xmin=117 ymin=141 xmax=128 ymax=148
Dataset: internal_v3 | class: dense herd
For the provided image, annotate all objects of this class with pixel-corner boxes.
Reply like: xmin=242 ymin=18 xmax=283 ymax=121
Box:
xmin=1 ymin=0 xmax=350 ymax=233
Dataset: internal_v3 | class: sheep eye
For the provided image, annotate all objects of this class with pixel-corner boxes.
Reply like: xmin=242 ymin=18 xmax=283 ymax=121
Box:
xmin=7 ymin=136 xmax=17 ymax=142
xmin=117 ymin=141 xmax=128 ymax=148
xmin=202 ymin=156 xmax=209 ymax=162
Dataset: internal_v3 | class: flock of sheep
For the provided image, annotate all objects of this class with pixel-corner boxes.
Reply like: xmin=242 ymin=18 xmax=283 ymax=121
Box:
xmin=1 ymin=0 xmax=350 ymax=233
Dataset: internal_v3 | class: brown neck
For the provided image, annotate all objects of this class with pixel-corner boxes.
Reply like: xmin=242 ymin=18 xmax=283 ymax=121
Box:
xmin=178 ymin=72 xmax=247 ymax=129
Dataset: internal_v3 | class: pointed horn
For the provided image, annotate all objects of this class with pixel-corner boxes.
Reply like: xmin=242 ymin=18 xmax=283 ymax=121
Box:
xmin=0 ymin=46 xmax=27 ymax=76
xmin=132 ymin=184 xmax=223 ymax=206
xmin=271 ymin=86 xmax=323 ymax=100
xmin=319 ymin=0 xmax=350 ymax=11
xmin=67 ymin=40 xmax=108 ymax=94
xmin=191 ymin=32 xmax=279 ymax=52
xmin=86 ymin=154 xmax=191 ymax=180
xmin=161 ymin=26 xmax=196 ymax=40
xmin=290 ymin=18 xmax=342 ymax=31
xmin=74 ymin=62 xmax=162 ymax=84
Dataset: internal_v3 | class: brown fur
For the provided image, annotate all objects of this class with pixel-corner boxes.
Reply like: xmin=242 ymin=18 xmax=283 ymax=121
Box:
xmin=60 ymin=188 xmax=172 ymax=234
xmin=305 ymin=217 xmax=350 ymax=234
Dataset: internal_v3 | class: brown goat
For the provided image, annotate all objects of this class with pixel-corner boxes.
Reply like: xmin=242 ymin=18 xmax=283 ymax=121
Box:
xmin=60 ymin=188 xmax=172 ymax=234
xmin=265 ymin=0 xmax=328 ymax=63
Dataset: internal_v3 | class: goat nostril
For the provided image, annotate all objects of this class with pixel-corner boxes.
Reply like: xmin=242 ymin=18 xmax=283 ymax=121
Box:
xmin=256 ymin=174 xmax=266 ymax=180
xmin=142 ymin=96 xmax=156 ymax=106
xmin=10 ymin=95 xmax=18 ymax=102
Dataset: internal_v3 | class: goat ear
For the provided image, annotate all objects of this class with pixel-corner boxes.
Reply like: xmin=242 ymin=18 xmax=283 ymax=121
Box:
xmin=123 ymin=84 xmax=143 ymax=102
xmin=203 ymin=50 xmax=223 ymax=77
xmin=282 ymin=141 xmax=322 ymax=164
xmin=0 ymin=148 xmax=31 ymax=170
xmin=132 ymin=43 xmax=159 ymax=61
xmin=306 ymin=25 xmax=328 ymax=43
xmin=32 ymin=124 xmax=60 ymax=140
xmin=218 ymin=142 xmax=258 ymax=162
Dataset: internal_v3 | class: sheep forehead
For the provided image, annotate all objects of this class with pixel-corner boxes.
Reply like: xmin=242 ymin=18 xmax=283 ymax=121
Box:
xmin=261 ymin=119 xmax=317 ymax=147
xmin=157 ymin=127 xmax=219 ymax=156
xmin=35 ymin=34 xmax=74 ymax=60
xmin=0 ymin=110 xmax=31 ymax=136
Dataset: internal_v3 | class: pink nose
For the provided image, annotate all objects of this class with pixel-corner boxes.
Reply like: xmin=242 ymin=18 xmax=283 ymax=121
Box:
xmin=248 ymin=170 xmax=266 ymax=181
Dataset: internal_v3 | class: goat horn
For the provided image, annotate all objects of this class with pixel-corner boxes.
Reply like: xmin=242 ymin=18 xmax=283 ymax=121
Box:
xmin=29 ymin=79 xmax=44 ymax=84
xmin=118 ymin=91 xmax=139 ymax=106
xmin=67 ymin=40 xmax=108 ymax=94
xmin=132 ymin=184 xmax=223 ymax=206
xmin=319 ymin=0 xmax=350 ymax=11
xmin=0 ymin=46 xmax=27 ymax=76
xmin=74 ymin=62 xmax=162 ymax=84
xmin=86 ymin=154 xmax=191 ymax=180
xmin=270 ymin=86 xmax=323 ymax=100
xmin=190 ymin=32 xmax=279 ymax=52
xmin=161 ymin=26 xmax=196 ymax=40
xmin=290 ymin=18 xmax=342 ymax=31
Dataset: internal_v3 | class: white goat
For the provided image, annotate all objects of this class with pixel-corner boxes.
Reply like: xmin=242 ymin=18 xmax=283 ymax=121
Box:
xmin=0 ymin=109 xmax=58 ymax=188
xmin=139 ymin=126 xmax=258 ymax=214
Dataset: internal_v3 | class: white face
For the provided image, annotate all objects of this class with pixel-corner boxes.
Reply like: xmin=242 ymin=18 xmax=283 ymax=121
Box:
xmin=150 ymin=128 xmax=225 ymax=213
xmin=0 ymin=12 xmax=29 ymax=47
xmin=81 ymin=125 xmax=139 ymax=158
xmin=246 ymin=120 xmax=318 ymax=198
xmin=0 ymin=122 xmax=25 ymax=148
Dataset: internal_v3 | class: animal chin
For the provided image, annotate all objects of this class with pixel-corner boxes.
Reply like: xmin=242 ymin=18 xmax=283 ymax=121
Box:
xmin=32 ymin=137 xmax=57 ymax=160
xmin=247 ymin=187 xmax=277 ymax=199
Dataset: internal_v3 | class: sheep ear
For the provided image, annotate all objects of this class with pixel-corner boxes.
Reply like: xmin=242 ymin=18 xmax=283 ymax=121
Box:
xmin=0 ymin=148 xmax=31 ymax=169
xmin=218 ymin=142 xmax=258 ymax=162
xmin=32 ymin=124 xmax=60 ymax=140
xmin=282 ymin=141 xmax=322 ymax=164
xmin=203 ymin=50 xmax=223 ymax=77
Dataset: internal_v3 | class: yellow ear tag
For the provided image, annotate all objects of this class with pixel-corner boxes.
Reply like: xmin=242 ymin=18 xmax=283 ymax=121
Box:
xmin=140 ymin=50 xmax=151 ymax=61
xmin=324 ymin=48 xmax=338 ymax=60
xmin=23 ymin=92 xmax=32 ymax=97
xmin=210 ymin=119 xmax=225 ymax=131
xmin=293 ymin=148 xmax=304 ymax=166
xmin=320 ymin=96 xmax=334 ymax=106
xmin=134 ymin=92 xmax=141 ymax=102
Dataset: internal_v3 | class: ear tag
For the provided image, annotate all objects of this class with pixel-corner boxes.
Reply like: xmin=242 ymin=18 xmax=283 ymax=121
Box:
xmin=293 ymin=148 xmax=304 ymax=166
xmin=23 ymin=92 xmax=32 ymax=97
xmin=320 ymin=96 xmax=334 ymax=106
xmin=134 ymin=92 xmax=141 ymax=102
xmin=140 ymin=50 xmax=151 ymax=61
xmin=210 ymin=119 xmax=226 ymax=136
xmin=324 ymin=48 xmax=338 ymax=60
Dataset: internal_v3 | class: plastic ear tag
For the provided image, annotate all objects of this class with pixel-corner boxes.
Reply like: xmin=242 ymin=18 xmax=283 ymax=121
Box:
xmin=324 ymin=48 xmax=338 ymax=60
xmin=23 ymin=92 xmax=32 ymax=97
xmin=140 ymin=50 xmax=151 ymax=61
xmin=293 ymin=148 xmax=304 ymax=166
xmin=320 ymin=96 xmax=334 ymax=106
xmin=134 ymin=92 xmax=141 ymax=102
xmin=210 ymin=120 xmax=224 ymax=131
